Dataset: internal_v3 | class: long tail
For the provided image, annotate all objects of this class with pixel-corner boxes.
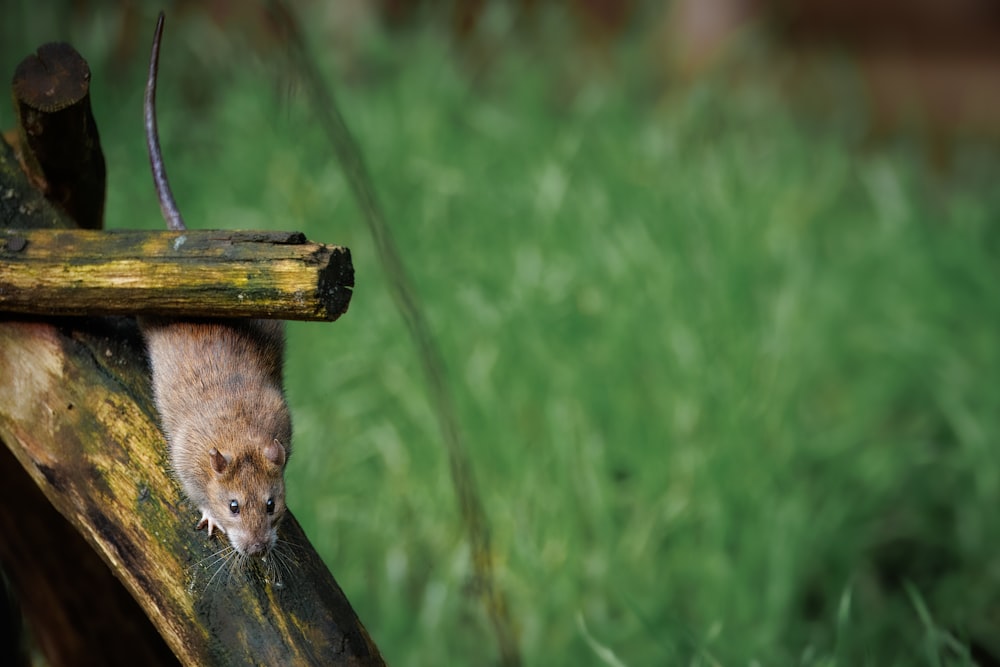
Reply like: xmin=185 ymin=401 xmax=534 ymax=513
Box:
xmin=145 ymin=12 xmax=186 ymax=231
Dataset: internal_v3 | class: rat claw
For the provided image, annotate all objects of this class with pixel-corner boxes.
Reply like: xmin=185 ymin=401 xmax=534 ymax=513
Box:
xmin=196 ymin=511 xmax=225 ymax=537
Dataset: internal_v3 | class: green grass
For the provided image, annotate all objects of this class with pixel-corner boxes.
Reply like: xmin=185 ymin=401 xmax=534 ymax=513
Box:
xmin=6 ymin=7 xmax=1000 ymax=665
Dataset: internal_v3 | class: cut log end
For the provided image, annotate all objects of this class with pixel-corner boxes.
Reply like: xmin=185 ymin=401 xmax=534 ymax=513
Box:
xmin=316 ymin=245 xmax=355 ymax=321
xmin=13 ymin=42 xmax=91 ymax=114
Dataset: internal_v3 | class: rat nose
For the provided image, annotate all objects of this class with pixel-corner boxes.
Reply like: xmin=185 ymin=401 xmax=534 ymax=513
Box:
xmin=245 ymin=541 xmax=269 ymax=556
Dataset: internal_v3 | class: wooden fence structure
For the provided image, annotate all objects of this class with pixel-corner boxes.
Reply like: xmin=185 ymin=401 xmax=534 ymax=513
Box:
xmin=0 ymin=37 xmax=383 ymax=667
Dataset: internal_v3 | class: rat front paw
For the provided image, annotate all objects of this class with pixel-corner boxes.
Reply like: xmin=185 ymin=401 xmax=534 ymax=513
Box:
xmin=196 ymin=511 xmax=226 ymax=537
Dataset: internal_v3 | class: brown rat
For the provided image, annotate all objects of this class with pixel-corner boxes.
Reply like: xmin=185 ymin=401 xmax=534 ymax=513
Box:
xmin=140 ymin=13 xmax=292 ymax=561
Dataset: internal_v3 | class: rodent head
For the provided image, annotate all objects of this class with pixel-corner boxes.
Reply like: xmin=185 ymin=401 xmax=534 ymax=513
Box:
xmin=206 ymin=438 xmax=288 ymax=557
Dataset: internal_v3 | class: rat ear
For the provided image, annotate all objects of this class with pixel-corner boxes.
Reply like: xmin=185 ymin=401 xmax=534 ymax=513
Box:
xmin=209 ymin=447 xmax=228 ymax=474
xmin=265 ymin=439 xmax=286 ymax=467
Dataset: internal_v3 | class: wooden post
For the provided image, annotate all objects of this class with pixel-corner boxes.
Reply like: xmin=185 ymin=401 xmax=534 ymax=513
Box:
xmin=1 ymin=40 xmax=383 ymax=667
xmin=11 ymin=42 xmax=106 ymax=230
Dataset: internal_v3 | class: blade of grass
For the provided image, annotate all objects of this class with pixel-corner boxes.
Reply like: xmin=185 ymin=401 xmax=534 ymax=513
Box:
xmin=263 ymin=2 xmax=521 ymax=664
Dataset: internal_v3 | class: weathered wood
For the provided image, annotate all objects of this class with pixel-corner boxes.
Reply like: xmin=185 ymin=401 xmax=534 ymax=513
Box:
xmin=12 ymin=42 xmax=106 ymax=230
xmin=0 ymin=228 xmax=354 ymax=321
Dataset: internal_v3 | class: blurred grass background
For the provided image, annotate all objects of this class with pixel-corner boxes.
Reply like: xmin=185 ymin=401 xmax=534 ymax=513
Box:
xmin=4 ymin=1 xmax=1000 ymax=665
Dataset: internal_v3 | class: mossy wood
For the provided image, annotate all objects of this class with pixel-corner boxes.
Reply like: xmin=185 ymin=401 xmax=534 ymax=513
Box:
xmin=0 ymin=41 xmax=383 ymax=667
xmin=0 ymin=228 xmax=354 ymax=321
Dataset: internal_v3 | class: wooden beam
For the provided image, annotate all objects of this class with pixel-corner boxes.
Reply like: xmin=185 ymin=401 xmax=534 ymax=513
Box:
xmin=0 ymin=228 xmax=354 ymax=321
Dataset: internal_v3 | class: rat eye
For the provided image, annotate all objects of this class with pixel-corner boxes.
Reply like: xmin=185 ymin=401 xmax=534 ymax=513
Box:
xmin=266 ymin=498 xmax=275 ymax=514
xmin=229 ymin=500 xmax=239 ymax=514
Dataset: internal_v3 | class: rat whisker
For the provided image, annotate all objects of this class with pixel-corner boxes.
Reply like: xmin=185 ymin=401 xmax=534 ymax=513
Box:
xmin=206 ymin=545 xmax=240 ymax=591
xmin=263 ymin=540 xmax=298 ymax=588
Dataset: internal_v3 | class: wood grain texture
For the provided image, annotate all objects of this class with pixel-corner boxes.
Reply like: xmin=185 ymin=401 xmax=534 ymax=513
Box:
xmin=0 ymin=228 xmax=354 ymax=321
